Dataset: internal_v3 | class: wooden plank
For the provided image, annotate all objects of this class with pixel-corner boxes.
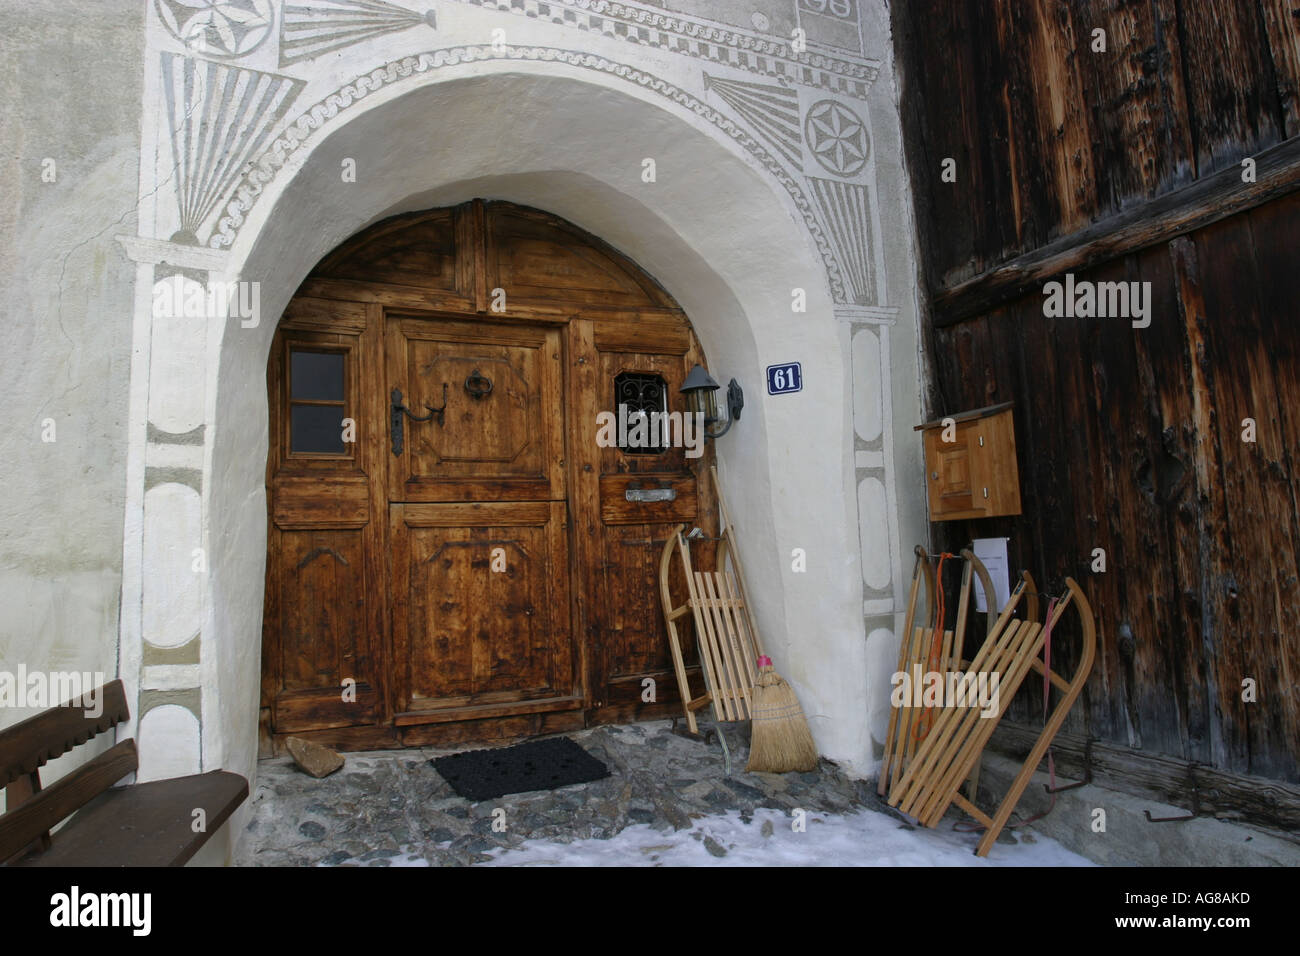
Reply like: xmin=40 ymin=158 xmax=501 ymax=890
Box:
xmin=393 ymin=695 xmax=583 ymax=726
xmin=400 ymin=708 xmax=588 ymax=749
xmin=592 ymin=312 xmax=691 ymax=353
xmin=599 ymin=474 xmax=698 ymax=525
xmin=18 ymin=771 xmax=248 ymax=868
xmin=298 ymin=276 xmax=475 ymax=314
xmin=1259 ymin=0 xmax=1300 ymax=138
xmin=279 ymin=295 xmax=368 ymax=333
xmin=0 ymin=680 xmax=130 ymax=787
xmin=931 ymin=136 xmax=1300 ymax=327
xmin=567 ymin=318 xmax=602 ymax=716
xmin=0 ymin=740 xmax=138 ymax=862
xmin=1073 ymin=0 xmax=1195 ymax=209
xmin=272 ymin=477 xmax=370 ymax=528
xmin=1243 ymin=193 xmax=1300 ymax=778
xmin=879 ymin=549 xmax=926 ymax=796
xmin=1175 ymin=0 xmax=1285 ymax=177
xmin=1185 ymin=210 xmax=1300 ymax=778
xmin=989 ymin=721 xmax=1300 ymax=832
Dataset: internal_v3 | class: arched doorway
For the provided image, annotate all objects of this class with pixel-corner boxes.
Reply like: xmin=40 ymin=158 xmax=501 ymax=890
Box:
xmin=259 ymin=199 xmax=718 ymax=752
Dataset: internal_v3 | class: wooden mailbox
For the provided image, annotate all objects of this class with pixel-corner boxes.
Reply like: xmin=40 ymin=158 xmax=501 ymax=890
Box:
xmin=915 ymin=402 xmax=1022 ymax=522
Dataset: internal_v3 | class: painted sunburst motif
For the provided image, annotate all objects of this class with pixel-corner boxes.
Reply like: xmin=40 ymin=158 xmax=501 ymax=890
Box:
xmin=805 ymin=99 xmax=869 ymax=177
xmin=155 ymin=0 xmax=274 ymax=58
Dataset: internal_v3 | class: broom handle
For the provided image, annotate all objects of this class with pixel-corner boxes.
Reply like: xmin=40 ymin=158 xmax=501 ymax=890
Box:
xmin=711 ymin=465 xmax=765 ymax=659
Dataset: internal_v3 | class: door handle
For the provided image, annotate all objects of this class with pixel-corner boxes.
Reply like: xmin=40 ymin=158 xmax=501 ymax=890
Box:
xmin=390 ymin=384 xmax=447 ymax=456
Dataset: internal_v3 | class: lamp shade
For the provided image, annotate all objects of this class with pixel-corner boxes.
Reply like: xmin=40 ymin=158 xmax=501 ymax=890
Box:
xmin=680 ymin=364 xmax=720 ymax=421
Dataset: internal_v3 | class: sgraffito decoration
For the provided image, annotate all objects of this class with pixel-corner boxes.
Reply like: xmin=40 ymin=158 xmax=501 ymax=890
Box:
xmin=160 ymin=52 xmax=305 ymax=244
xmin=805 ymin=99 xmax=868 ymax=177
xmin=703 ymin=72 xmax=802 ymax=171
xmin=155 ymin=0 xmax=276 ymax=59
xmin=280 ymin=0 xmax=436 ymax=66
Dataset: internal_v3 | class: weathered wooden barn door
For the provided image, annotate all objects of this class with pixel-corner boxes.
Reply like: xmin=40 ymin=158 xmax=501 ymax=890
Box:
xmin=260 ymin=200 xmax=713 ymax=752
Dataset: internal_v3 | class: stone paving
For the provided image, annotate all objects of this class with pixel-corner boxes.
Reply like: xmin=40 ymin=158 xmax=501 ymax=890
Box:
xmin=235 ymin=718 xmax=937 ymax=866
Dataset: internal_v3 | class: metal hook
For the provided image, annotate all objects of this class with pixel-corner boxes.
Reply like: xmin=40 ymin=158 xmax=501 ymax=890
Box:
xmin=1144 ymin=766 xmax=1200 ymax=822
xmin=1044 ymin=736 xmax=1093 ymax=794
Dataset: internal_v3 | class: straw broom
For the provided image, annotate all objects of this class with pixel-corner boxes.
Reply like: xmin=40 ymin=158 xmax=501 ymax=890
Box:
xmin=707 ymin=466 xmax=818 ymax=772
xmin=747 ymin=654 xmax=818 ymax=772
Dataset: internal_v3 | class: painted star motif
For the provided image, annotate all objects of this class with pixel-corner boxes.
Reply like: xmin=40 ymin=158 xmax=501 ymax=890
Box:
xmin=805 ymin=100 xmax=869 ymax=177
xmin=156 ymin=0 xmax=274 ymax=58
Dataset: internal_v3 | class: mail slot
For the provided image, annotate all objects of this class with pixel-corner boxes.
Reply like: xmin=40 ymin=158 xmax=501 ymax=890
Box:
xmin=600 ymin=474 xmax=697 ymax=525
xmin=626 ymin=487 xmax=676 ymax=503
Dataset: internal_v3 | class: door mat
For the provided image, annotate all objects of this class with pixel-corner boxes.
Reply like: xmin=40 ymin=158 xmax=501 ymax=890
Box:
xmin=431 ymin=737 xmax=611 ymax=802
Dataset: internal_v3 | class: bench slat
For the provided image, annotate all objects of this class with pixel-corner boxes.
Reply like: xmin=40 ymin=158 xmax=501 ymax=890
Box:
xmin=0 ymin=739 xmax=138 ymax=862
xmin=0 ymin=680 xmax=130 ymax=786
xmin=17 ymin=771 xmax=249 ymax=867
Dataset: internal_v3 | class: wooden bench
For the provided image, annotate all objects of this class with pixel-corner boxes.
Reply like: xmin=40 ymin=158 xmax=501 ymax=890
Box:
xmin=0 ymin=679 xmax=248 ymax=866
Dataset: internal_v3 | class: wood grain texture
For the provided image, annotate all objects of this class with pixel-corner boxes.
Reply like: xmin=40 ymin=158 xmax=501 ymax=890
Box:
xmin=0 ymin=680 xmax=129 ymax=786
xmin=0 ymin=740 xmax=138 ymax=862
xmin=904 ymin=2 xmax=1300 ymax=798
xmin=896 ymin=0 xmax=1299 ymax=293
xmin=16 ymin=771 xmax=248 ymax=868
xmin=929 ymin=195 xmax=1300 ymax=785
xmin=263 ymin=201 xmax=716 ymax=745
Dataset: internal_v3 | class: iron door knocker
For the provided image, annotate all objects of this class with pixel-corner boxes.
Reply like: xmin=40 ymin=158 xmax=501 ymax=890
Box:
xmin=464 ymin=369 xmax=493 ymax=399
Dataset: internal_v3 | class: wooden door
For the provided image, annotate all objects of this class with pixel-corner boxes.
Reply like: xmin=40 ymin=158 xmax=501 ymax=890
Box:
xmin=261 ymin=298 xmax=387 ymax=736
xmin=261 ymin=200 xmax=714 ymax=752
xmin=569 ymin=315 xmax=714 ymax=724
xmin=386 ymin=315 xmax=578 ymax=725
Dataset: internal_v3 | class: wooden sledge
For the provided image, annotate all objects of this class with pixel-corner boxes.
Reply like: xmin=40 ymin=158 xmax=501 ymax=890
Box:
xmin=888 ymin=574 xmax=1096 ymax=856
xmin=658 ymin=472 xmax=765 ymax=737
xmin=879 ymin=547 xmax=998 ymax=798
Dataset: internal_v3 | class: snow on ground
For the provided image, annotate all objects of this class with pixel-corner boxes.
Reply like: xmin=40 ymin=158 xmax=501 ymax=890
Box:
xmin=471 ymin=806 xmax=1094 ymax=867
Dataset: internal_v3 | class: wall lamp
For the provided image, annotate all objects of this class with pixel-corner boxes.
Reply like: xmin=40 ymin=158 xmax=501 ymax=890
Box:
xmin=680 ymin=364 xmax=744 ymax=440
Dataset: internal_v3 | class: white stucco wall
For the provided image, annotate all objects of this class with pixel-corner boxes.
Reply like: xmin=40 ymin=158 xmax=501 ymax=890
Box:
xmin=2 ymin=0 xmax=929 ymax=812
xmin=0 ymin=1 xmax=145 ymax=800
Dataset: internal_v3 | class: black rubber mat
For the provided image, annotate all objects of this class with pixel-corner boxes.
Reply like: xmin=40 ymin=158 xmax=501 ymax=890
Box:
xmin=431 ymin=737 xmax=611 ymax=802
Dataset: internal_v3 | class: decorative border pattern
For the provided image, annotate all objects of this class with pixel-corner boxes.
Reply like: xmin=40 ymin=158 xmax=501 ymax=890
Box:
xmin=449 ymin=0 xmax=879 ymax=94
xmin=207 ymin=44 xmax=849 ymax=300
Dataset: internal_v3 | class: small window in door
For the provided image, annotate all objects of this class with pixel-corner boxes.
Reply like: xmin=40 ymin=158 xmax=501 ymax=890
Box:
xmin=614 ymin=371 xmax=668 ymax=455
xmin=287 ymin=347 xmax=349 ymax=456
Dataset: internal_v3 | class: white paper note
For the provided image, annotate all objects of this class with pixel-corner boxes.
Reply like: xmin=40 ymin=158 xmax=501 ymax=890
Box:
xmin=972 ymin=537 xmax=1011 ymax=614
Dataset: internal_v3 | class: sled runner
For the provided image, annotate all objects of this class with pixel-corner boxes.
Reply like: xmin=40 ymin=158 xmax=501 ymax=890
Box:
xmin=658 ymin=477 xmax=765 ymax=738
xmin=879 ymin=547 xmax=998 ymax=799
xmin=888 ymin=574 xmax=1096 ymax=856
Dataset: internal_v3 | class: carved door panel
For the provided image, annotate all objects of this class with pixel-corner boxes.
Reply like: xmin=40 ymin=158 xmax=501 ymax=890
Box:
xmin=262 ymin=300 xmax=386 ymax=735
xmin=385 ymin=316 xmax=566 ymax=503
xmin=385 ymin=317 xmax=577 ymax=723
